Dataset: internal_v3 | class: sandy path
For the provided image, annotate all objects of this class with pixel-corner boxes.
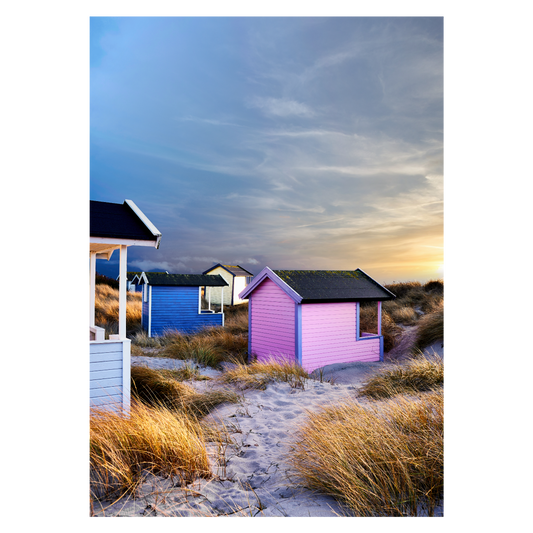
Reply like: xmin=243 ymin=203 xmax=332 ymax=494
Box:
xmin=92 ymin=357 xmax=389 ymax=517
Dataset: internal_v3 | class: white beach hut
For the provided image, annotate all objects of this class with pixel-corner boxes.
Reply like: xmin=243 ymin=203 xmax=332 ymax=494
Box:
xmin=90 ymin=199 xmax=161 ymax=412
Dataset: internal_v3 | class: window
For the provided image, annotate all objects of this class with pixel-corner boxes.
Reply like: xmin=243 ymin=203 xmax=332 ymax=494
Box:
xmin=357 ymin=301 xmax=382 ymax=340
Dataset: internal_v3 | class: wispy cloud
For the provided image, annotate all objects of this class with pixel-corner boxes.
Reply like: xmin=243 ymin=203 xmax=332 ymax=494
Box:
xmin=177 ymin=115 xmax=241 ymax=127
xmin=246 ymin=96 xmax=315 ymax=118
xmin=296 ymin=218 xmax=345 ymax=228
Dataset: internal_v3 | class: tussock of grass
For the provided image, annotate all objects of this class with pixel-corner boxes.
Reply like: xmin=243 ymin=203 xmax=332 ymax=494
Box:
xmin=222 ymin=303 xmax=249 ymax=335
xmin=159 ymin=328 xmax=248 ymax=368
xmin=287 ymin=391 xmax=443 ymax=516
xmin=358 ymin=354 xmax=443 ymax=399
xmin=131 ymin=366 xmax=239 ymax=418
xmin=130 ymin=331 xmax=165 ymax=348
xmin=90 ymin=401 xmax=210 ymax=500
xmin=384 ymin=279 xmax=443 ymax=315
xmin=161 ymin=336 xmax=225 ymax=367
xmin=219 ymin=360 xmax=309 ymax=390
xmin=414 ymin=302 xmax=444 ymax=350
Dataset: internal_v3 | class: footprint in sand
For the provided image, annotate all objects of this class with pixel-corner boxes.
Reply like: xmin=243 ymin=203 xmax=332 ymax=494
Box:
xmin=281 ymin=412 xmax=297 ymax=420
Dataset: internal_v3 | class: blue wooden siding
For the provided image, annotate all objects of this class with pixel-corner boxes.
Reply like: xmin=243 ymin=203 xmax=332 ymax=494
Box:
xmin=144 ymin=285 xmax=223 ymax=335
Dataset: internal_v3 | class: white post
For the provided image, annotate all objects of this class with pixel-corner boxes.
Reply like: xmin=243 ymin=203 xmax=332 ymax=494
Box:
xmin=208 ymin=286 xmax=211 ymax=311
xmin=221 ymin=287 xmax=225 ymax=326
xmin=377 ymin=301 xmax=382 ymax=336
xmin=148 ymin=285 xmax=152 ymax=337
xmin=118 ymin=245 xmax=127 ymax=339
xmin=199 ymin=286 xmax=202 ymax=314
xmin=90 ymin=252 xmax=96 ymax=327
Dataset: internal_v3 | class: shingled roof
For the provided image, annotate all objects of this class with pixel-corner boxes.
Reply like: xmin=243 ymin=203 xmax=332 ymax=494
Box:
xmin=139 ymin=272 xmax=228 ymax=287
xmin=272 ymin=269 xmax=395 ymax=302
xmin=240 ymin=267 xmax=395 ymax=303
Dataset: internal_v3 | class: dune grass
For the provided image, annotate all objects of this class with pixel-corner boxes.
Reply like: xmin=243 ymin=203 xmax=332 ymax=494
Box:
xmin=154 ymin=328 xmax=248 ymax=368
xmin=90 ymin=401 xmax=211 ymax=500
xmin=357 ymin=353 xmax=443 ymax=399
xmin=91 ymin=365 xmax=240 ymax=503
xmin=218 ymin=359 xmax=310 ymax=390
xmin=414 ymin=301 xmax=444 ymax=350
xmin=383 ymin=279 xmax=443 ymax=322
xmin=131 ymin=365 xmax=240 ymax=418
xmin=287 ymin=390 xmax=443 ymax=516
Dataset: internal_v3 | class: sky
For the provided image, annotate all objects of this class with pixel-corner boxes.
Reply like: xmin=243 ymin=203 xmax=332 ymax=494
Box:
xmin=90 ymin=16 xmax=443 ymax=283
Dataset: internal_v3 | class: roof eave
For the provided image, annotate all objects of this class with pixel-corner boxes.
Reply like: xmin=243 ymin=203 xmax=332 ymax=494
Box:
xmin=300 ymin=296 xmax=395 ymax=303
xmin=355 ymin=268 xmax=396 ymax=299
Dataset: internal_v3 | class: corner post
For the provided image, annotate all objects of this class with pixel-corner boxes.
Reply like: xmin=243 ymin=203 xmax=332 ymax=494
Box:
xmin=295 ymin=303 xmax=302 ymax=366
xmin=248 ymin=297 xmax=252 ymax=362
xmin=377 ymin=301 xmax=382 ymax=336
xmin=221 ymin=287 xmax=224 ymax=327
xmin=356 ymin=301 xmax=360 ymax=340
xmin=198 ymin=286 xmax=202 ymax=314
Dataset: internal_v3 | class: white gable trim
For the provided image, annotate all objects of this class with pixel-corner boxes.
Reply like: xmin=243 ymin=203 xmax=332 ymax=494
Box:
xmin=125 ymin=199 xmax=162 ymax=248
xmin=238 ymin=266 xmax=302 ymax=303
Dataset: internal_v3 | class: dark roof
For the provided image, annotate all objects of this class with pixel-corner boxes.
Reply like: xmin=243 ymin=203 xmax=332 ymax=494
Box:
xmin=203 ymin=263 xmax=254 ymax=277
xmin=90 ymin=200 xmax=159 ymax=242
xmin=273 ymin=269 xmax=395 ymax=302
xmin=141 ymin=272 xmax=228 ymax=287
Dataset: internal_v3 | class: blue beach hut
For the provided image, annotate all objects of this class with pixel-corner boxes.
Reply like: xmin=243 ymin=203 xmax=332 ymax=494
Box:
xmin=138 ymin=272 xmax=229 ymax=336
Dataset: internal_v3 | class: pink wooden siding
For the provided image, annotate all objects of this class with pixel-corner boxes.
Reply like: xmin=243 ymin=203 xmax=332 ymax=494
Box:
xmin=301 ymin=303 xmax=380 ymax=372
xmin=250 ymin=278 xmax=295 ymax=364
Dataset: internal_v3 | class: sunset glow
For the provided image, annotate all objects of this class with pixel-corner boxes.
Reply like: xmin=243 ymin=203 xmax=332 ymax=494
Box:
xmin=436 ymin=264 xmax=444 ymax=276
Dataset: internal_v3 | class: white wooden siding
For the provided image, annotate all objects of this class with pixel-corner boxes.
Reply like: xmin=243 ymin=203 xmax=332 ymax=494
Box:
xmin=233 ymin=276 xmax=248 ymax=304
xmin=205 ymin=267 xmax=233 ymax=305
xmin=90 ymin=341 xmax=125 ymax=411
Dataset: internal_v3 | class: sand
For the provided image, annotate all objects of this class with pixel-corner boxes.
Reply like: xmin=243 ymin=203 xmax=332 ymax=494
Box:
xmin=92 ymin=349 xmax=442 ymax=517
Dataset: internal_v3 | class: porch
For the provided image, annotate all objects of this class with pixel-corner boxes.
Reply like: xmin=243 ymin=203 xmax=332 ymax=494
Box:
xmin=89 ymin=247 xmax=132 ymax=413
xmin=90 ymin=199 xmax=161 ymax=413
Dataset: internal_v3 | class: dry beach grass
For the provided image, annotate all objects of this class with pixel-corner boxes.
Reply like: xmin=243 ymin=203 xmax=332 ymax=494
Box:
xmin=288 ymin=390 xmax=443 ymax=516
xmin=357 ymin=352 xmax=444 ymax=399
xmin=90 ymin=401 xmax=210 ymax=501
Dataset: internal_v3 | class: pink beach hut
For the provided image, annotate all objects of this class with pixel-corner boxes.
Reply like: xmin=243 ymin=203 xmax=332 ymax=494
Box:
xmin=239 ymin=267 xmax=396 ymax=373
